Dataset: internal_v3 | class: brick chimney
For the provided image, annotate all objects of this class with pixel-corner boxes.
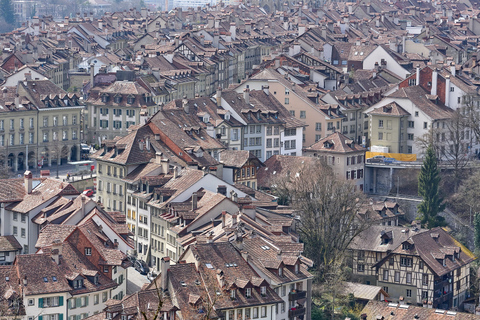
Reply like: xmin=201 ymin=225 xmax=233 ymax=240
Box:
xmin=24 ymin=171 xmax=32 ymax=194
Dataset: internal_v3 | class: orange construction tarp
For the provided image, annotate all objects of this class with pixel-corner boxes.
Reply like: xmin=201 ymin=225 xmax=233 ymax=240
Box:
xmin=366 ymin=151 xmax=417 ymax=162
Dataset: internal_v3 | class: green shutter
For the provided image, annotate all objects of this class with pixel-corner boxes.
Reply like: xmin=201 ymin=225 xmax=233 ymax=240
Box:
xmin=59 ymin=314 xmax=64 ymax=320
xmin=85 ymin=296 xmax=89 ymax=306
xmin=59 ymin=296 xmax=64 ymax=306
xmin=39 ymin=298 xmax=44 ymax=308
xmin=39 ymin=316 xmax=43 ymax=320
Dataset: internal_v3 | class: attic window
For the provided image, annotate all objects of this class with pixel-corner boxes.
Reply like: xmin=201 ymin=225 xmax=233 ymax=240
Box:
xmin=52 ymin=276 xmax=57 ymax=282
xmin=402 ymin=243 xmax=409 ymax=250
xmin=101 ymin=95 xmax=109 ymax=103
xmin=127 ymin=96 xmax=135 ymax=104
xmin=245 ymin=288 xmax=252 ymax=298
xmin=279 ymin=267 xmax=283 ymax=277
xmin=261 ymin=245 xmax=270 ymax=250
xmin=114 ymin=95 xmax=121 ymax=104
xmin=205 ymin=263 xmax=214 ymax=269
xmin=257 ymin=286 xmax=265 ymax=297
xmin=295 ymin=264 xmax=299 ymax=274
xmin=43 ymin=277 xmax=48 ymax=282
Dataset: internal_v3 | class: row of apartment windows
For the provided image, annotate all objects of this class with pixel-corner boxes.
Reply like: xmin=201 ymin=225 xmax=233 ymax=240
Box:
xmin=266 ymin=138 xmax=280 ymax=148
xmin=266 ymin=126 xmax=280 ymax=136
xmin=98 ymin=165 xmax=124 ymax=178
xmin=137 ymin=227 xmax=148 ymax=239
xmin=99 ymin=108 xmax=136 ymax=117
xmin=247 ymin=125 xmax=262 ymax=134
xmin=236 ymin=166 xmax=256 ymax=179
xmin=228 ymin=306 xmax=267 ymax=319
xmin=151 ymin=223 xmax=165 ymax=237
xmin=346 ymin=169 xmax=363 ymax=180
xmin=343 ymin=125 xmax=357 ymax=134
xmin=98 ymin=181 xmax=123 ymax=195
xmin=0 ymin=131 xmax=76 ymax=146
xmin=12 ymin=226 xmax=26 ymax=238
xmin=96 ymin=119 xmax=136 ymax=129
xmin=12 ymin=212 xmax=27 ymax=222
xmin=346 ymin=155 xmax=363 ymax=165
xmin=0 ymin=116 xmax=77 ymax=131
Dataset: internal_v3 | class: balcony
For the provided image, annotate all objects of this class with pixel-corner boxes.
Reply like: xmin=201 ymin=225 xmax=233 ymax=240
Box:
xmin=288 ymin=306 xmax=306 ymax=318
xmin=433 ymin=291 xmax=453 ymax=308
xmin=289 ymin=290 xmax=307 ymax=301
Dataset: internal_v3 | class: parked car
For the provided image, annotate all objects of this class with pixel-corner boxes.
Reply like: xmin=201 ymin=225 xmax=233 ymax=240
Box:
xmin=383 ymin=157 xmax=396 ymax=164
xmin=134 ymin=260 xmax=149 ymax=275
xmin=82 ymin=189 xmax=94 ymax=197
xmin=366 ymin=155 xmax=385 ymax=163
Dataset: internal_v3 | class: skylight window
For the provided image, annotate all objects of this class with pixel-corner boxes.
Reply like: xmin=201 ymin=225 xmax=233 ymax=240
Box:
xmin=43 ymin=277 xmax=48 ymax=282
xmin=52 ymin=276 xmax=57 ymax=282
xmin=205 ymin=263 xmax=213 ymax=269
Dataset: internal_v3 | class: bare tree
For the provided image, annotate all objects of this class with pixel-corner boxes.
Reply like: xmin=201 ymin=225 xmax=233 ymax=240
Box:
xmin=462 ymin=94 xmax=480 ymax=143
xmin=441 ymin=110 xmax=470 ymax=192
xmin=416 ymin=111 xmax=470 ymax=192
xmin=271 ymin=158 xmax=369 ymax=281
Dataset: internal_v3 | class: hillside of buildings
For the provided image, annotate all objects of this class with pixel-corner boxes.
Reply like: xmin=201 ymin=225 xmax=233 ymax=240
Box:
xmin=0 ymin=1 xmax=479 ymax=320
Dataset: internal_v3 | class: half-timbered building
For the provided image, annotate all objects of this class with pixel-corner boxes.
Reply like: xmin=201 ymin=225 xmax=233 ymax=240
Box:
xmin=350 ymin=226 xmax=475 ymax=310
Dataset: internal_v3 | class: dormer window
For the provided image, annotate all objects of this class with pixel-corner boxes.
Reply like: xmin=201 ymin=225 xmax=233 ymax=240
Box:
xmin=73 ymin=279 xmax=84 ymax=289
xmin=127 ymin=96 xmax=135 ymax=104
xmin=279 ymin=267 xmax=283 ymax=277
xmin=121 ymin=315 xmax=127 ymax=320
xmin=230 ymin=289 xmax=236 ymax=299
xmin=245 ymin=288 xmax=251 ymax=298
xmin=402 ymin=243 xmax=410 ymax=250
xmin=295 ymin=264 xmax=299 ymax=274
xmin=94 ymin=275 xmax=99 ymax=285
xmin=102 ymin=95 xmax=109 ymax=103
xmin=114 ymin=95 xmax=122 ymax=104
xmin=260 ymin=286 xmax=266 ymax=296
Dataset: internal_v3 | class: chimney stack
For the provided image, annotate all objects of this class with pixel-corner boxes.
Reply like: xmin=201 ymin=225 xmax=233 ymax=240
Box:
xmin=445 ymin=75 xmax=450 ymax=107
xmin=216 ymin=87 xmax=222 ymax=107
xmin=192 ymin=192 xmax=198 ymax=210
xmin=160 ymin=257 xmax=170 ymax=291
xmin=24 ymin=171 xmax=32 ymax=194
xmin=416 ymin=64 xmax=420 ymax=85
xmin=182 ymin=97 xmax=189 ymax=114
xmin=221 ymin=211 xmax=226 ymax=228
xmin=243 ymin=88 xmax=250 ymax=104
xmin=207 ymin=232 xmax=214 ymax=243
xmin=431 ymin=68 xmax=438 ymax=96
xmin=90 ymin=63 xmax=95 ymax=86
xmin=450 ymin=62 xmax=456 ymax=77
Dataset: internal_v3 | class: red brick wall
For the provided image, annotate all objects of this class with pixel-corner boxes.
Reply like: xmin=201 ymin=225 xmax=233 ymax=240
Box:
xmin=67 ymin=229 xmax=112 ymax=279
xmin=1 ymin=55 xmax=24 ymax=72
xmin=398 ymin=67 xmax=447 ymax=104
